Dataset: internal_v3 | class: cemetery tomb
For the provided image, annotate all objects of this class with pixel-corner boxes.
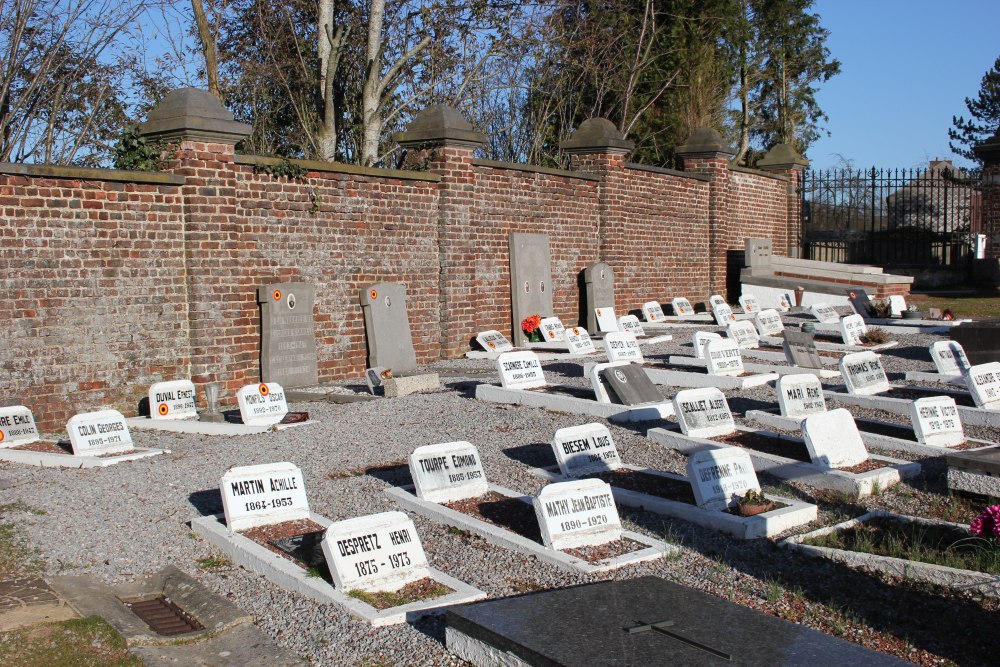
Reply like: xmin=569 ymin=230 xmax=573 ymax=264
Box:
xmin=617 ymin=314 xmax=645 ymax=337
xmin=726 ymin=320 xmax=760 ymax=349
xmin=910 ymin=396 xmax=965 ymax=447
xmin=67 ymin=410 xmax=134 ymax=456
xmin=321 ymin=511 xmax=430 ymax=593
xmin=931 ymin=341 xmax=971 ymax=375
xmin=0 ymin=405 xmax=39 ymax=448
xmin=686 ymin=448 xmax=760 ymax=511
xmin=709 ymin=294 xmax=726 ymax=309
xmin=594 ymin=307 xmax=618 ymax=333
xmin=889 ymin=295 xmax=907 ymax=318
xmin=220 ymin=462 xmax=310 ymax=532
xmin=149 ymin=380 xmax=198 ymax=420
xmin=703 ymin=339 xmax=744 ymax=377
xmin=532 ymin=478 xmax=622 ymax=549
xmin=236 ymin=382 xmax=289 ymax=427
xmin=783 ymin=330 xmax=824 ymax=369
xmin=258 ymin=282 xmax=319 ymax=388
xmin=711 ymin=303 xmax=735 ymax=326
xmin=551 ymin=423 xmax=622 ymax=477
xmin=509 ymin=233 xmax=554 ymax=347
xmin=673 ymin=388 xmax=734 ymax=438
xmin=539 ymin=317 xmax=566 ymax=342
xmin=738 ymin=294 xmax=760 ymax=314
xmin=475 ymin=330 xmax=513 ymax=354
xmin=565 ymin=327 xmax=596 ymax=354
xmin=966 ymin=362 xmax=1000 ymax=410
xmin=840 ymin=314 xmax=868 ymax=346
xmin=847 ymin=288 xmax=875 ymax=319
xmin=810 ymin=303 xmax=840 ymax=324
xmin=671 ymin=297 xmax=694 ymax=316
xmin=604 ymin=332 xmax=643 ymax=363
xmin=693 ymin=331 xmax=722 ymax=359
xmin=598 ymin=364 xmax=664 ymax=406
xmin=840 ymin=352 xmax=890 ymax=395
xmin=777 ymin=374 xmax=827 ymax=418
xmin=801 ymin=409 xmax=869 ymax=468
xmin=409 ymin=442 xmax=488 ymax=503
xmin=642 ymin=301 xmax=665 ymax=322
xmin=360 ymin=283 xmax=419 ymax=373
xmin=754 ymin=309 xmax=784 ymax=337
xmin=496 ymin=351 xmax=547 ymax=390
xmin=582 ymin=262 xmax=615 ymax=333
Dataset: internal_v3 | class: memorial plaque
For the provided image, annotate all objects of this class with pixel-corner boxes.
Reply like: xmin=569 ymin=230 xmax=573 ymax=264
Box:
xmin=686 ymin=448 xmax=760 ymax=511
xmin=642 ymin=301 xmax=665 ymax=322
xmin=66 ymin=409 xmax=133 ymax=456
xmin=672 ymin=387 xmax=734 ymax=438
xmin=321 ymin=511 xmax=430 ymax=592
xmin=966 ymin=362 xmax=1000 ymax=410
xmin=777 ymin=374 xmax=826 ymax=418
xmin=360 ymin=282 xmax=418 ymax=374
xmin=594 ymin=307 xmax=618 ymax=332
xmin=930 ymin=341 xmax=971 ymax=375
xmin=726 ymin=320 xmax=760 ymax=349
xmin=496 ymin=351 xmax=546 ymax=389
xmin=888 ymin=295 xmax=907 ymax=318
xmin=604 ymin=332 xmax=643 ymax=363
xmin=409 ymin=441 xmax=488 ymax=502
xmin=704 ymin=339 xmax=744 ymax=377
xmin=510 ymin=233 xmax=554 ymax=347
xmin=149 ymin=380 xmax=197 ymax=420
xmin=846 ymin=288 xmax=874 ymax=319
xmin=840 ymin=352 xmax=890 ymax=395
xmin=533 ymin=479 xmax=621 ymax=550
xmin=738 ymin=294 xmax=760 ymax=314
xmin=910 ymin=397 xmax=964 ymax=447
xmin=671 ymin=297 xmax=694 ymax=317
xmin=810 ymin=302 xmax=840 ymax=324
xmin=237 ymin=382 xmax=289 ymax=427
xmin=600 ymin=365 xmax=663 ymax=405
xmin=711 ymin=303 xmax=735 ymax=326
xmin=617 ymin=315 xmax=645 ymax=337
xmin=801 ymin=409 xmax=868 ymax=468
xmin=783 ymin=330 xmax=823 ymax=369
xmin=839 ymin=314 xmax=868 ymax=346
xmin=754 ymin=308 xmax=784 ymax=337
xmin=565 ymin=327 xmax=596 ymax=355
xmin=220 ymin=462 xmax=310 ymax=531
xmin=551 ymin=423 xmax=622 ymax=477
xmin=475 ymin=330 xmax=513 ymax=354
xmin=693 ymin=331 xmax=722 ymax=359
xmin=777 ymin=292 xmax=793 ymax=311
xmin=0 ymin=405 xmax=39 ymax=448
xmin=258 ymin=282 xmax=318 ymax=388
xmin=583 ymin=263 xmax=616 ymax=333
xmin=540 ymin=317 xmax=566 ymax=342
xmin=709 ymin=295 xmax=726 ymax=309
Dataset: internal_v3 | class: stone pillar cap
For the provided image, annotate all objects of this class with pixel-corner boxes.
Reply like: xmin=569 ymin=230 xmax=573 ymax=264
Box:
xmin=394 ymin=105 xmax=486 ymax=149
xmin=139 ymin=87 xmax=251 ymax=144
xmin=676 ymin=127 xmax=735 ymax=158
xmin=560 ymin=118 xmax=633 ymax=155
xmin=973 ymin=128 xmax=1000 ymax=162
xmin=758 ymin=143 xmax=809 ymax=170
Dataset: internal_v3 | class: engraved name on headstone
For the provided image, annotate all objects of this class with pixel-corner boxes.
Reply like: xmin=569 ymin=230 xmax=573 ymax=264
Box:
xmin=930 ymin=341 xmax=971 ymax=375
xmin=67 ymin=409 xmax=133 ymax=456
xmin=476 ymin=330 xmax=514 ymax=354
xmin=704 ymin=339 xmax=744 ymax=377
xmin=738 ymin=294 xmax=760 ymax=314
xmin=551 ymin=423 xmax=622 ymax=477
xmin=0 ymin=406 xmax=39 ymax=448
xmin=711 ymin=303 xmax=735 ymax=326
xmin=617 ymin=315 xmax=645 ymax=337
xmin=149 ymin=380 xmax=197 ymax=420
xmin=754 ymin=309 xmax=784 ymax=337
xmin=727 ymin=320 xmax=760 ymax=349
xmin=496 ymin=351 xmax=546 ymax=389
xmin=709 ymin=295 xmax=727 ymax=309
xmin=540 ymin=317 xmax=566 ymax=342
xmin=910 ymin=396 xmax=964 ymax=447
xmin=783 ymin=330 xmax=823 ymax=369
xmin=258 ymin=282 xmax=318 ymax=387
xmin=409 ymin=441 xmax=488 ymax=502
xmin=642 ymin=301 xmax=665 ymax=322
xmin=777 ymin=374 xmax=826 ymax=418
xmin=604 ymin=332 xmax=643 ymax=363
xmin=565 ymin=327 xmax=596 ymax=355
xmin=533 ymin=479 xmax=622 ymax=550
xmin=810 ymin=303 xmax=840 ymax=324
xmin=966 ymin=362 xmax=1000 ymax=410
xmin=671 ymin=297 xmax=694 ymax=317
xmin=220 ymin=462 xmax=310 ymax=531
xmin=694 ymin=331 xmax=723 ymax=359
xmin=840 ymin=314 xmax=868 ymax=346
xmin=321 ymin=511 xmax=430 ymax=592
xmin=237 ymin=382 xmax=289 ymax=427
xmin=686 ymin=448 xmax=760 ymax=511
xmin=839 ymin=351 xmax=890 ymax=395
xmin=673 ymin=387 xmax=734 ymax=438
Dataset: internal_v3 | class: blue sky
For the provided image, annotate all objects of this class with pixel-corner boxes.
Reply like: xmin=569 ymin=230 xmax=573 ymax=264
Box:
xmin=806 ymin=0 xmax=999 ymax=171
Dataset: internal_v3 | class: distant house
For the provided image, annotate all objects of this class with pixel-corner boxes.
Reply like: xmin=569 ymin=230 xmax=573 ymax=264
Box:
xmin=886 ymin=160 xmax=981 ymax=234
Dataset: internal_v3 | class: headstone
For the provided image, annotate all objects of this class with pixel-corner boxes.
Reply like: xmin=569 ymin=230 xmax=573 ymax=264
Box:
xmin=360 ymin=283 xmax=418 ymax=373
xmin=540 ymin=317 xmax=566 ymax=342
xmin=839 ymin=314 xmax=868 ymax=346
xmin=846 ymin=288 xmax=874 ymax=319
xmin=726 ymin=320 xmax=760 ymax=349
xmin=965 ymin=362 xmax=1000 ymax=410
xmin=66 ymin=409 xmax=133 ymax=456
xmin=709 ymin=295 xmax=727 ymax=309
xmin=642 ymin=301 xmax=665 ymax=323
xmin=711 ymin=303 xmax=735 ymax=326
xmin=738 ymin=294 xmax=760 ymax=315
xmin=910 ymin=397 xmax=964 ymax=447
xmin=236 ymin=382 xmax=289 ymax=427
xmin=594 ymin=307 xmax=618 ymax=332
xmin=704 ymin=339 xmax=744 ymax=377
xmin=810 ymin=303 xmax=840 ymax=324
xmin=783 ymin=330 xmax=823 ymax=369
xmin=551 ymin=423 xmax=622 ymax=477
xmin=888 ymin=295 xmax=907 ymax=318
xmin=671 ymin=297 xmax=694 ymax=317
xmin=604 ymin=332 xmax=643 ymax=363
xmin=599 ymin=364 xmax=663 ymax=405
xmin=496 ymin=351 xmax=546 ymax=390
xmin=583 ymin=263 xmax=615 ymax=333
xmin=321 ymin=511 xmax=430 ymax=592
xmin=149 ymin=380 xmax=197 ymax=420
xmin=930 ymin=341 xmax=971 ymax=375
xmin=510 ymin=233 xmax=554 ymax=346
xmin=672 ymin=388 xmax=734 ymax=438
xmin=839 ymin=351 xmax=890 ymax=395
xmin=776 ymin=374 xmax=827 ymax=418
xmin=220 ymin=462 xmax=310 ymax=531
xmin=0 ymin=405 xmax=39 ymax=448
xmin=258 ymin=282 xmax=318 ymax=388
xmin=754 ymin=309 xmax=784 ymax=337
xmin=777 ymin=292 xmax=793 ymax=311
xmin=686 ymin=449 xmax=760 ymax=511
xmin=801 ymin=409 xmax=868 ymax=468
xmin=693 ymin=331 xmax=722 ymax=359
xmin=617 ymin=315 xmax=645 ymax=337
xmin=409 ymin=442 xmax=487 ymax=502
xmin=565 ymin=326 xmax=596 ymax=355
xmin=475 ymin=330 xmax=514 ymax=354
xmin=745 ymin=237 xmax=773 ymax=267
xmin=532 ymin=479 xmax=621 ymax=550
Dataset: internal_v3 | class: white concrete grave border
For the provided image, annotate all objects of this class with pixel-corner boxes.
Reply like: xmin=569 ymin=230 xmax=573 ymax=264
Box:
xmin=586 ymin=361 xmax=675 ymax=420
xmin=667 ymin=354 xmax=840 ymax=379
xmin=825 ymin=386 xmax=1000 ymax=429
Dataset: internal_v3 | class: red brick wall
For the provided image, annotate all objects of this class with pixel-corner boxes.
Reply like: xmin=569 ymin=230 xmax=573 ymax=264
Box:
xmin=725 ymin=169 xmax=790 ymax=254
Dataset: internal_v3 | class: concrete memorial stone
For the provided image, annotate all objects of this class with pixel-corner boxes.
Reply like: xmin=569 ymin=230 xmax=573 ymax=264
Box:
xmin=738 ymin=294 xmax=760 ymax=314
xmin=0 ymin=406 xmax=39 ymax=448
xmin=910 ymin=397 xmax=964 ymax=447
xmin=889 ymin=295 xmax=907 ymax=318
xmin=673 ymin=387 xmax=734 ymax=438
xmin=149 ymin=380 xmax=197 ymax=420
xmin=475 ymin=330 xmax=513 ymax=354
xmin=67 ymin=409 xmax=133 ymax=456
xmin=726 ymin=320 xmax=760 ymax=349
xmin=704 ymin=339 xmax=744 ymax=377
xmin=777 ymin=374 xmax=826 ymax=418
xmin=847 ymin=288 xmax=875 ymax=319
xmin=604 ymin=332 xmax=643 ymax=363
xmin=783 ymin=330 xmax=823 ymax=369
xmin=777 ymin=292 xmax=793 ymax=311
xmin=931 ymin=341 xmax=971 ymax=375
xmin=220 ymin=462 xmax=310 ymax=531
xmin=642 ymin=301 xmax=665 ymax=322
xmin=583 ymin=263 xmax=615 ymax=333
xmin=966 ymin=362 xmax=1000 ymax=410
xmin=671 ymin=297 xmax=694 ymax=317
xmin=754 ymin=309 xmax=784 ymax=337
xmin=510 ymin=233 xmax=554 ymax=346
xmin=321 ymin=511 xmax=429 ymax=592
xmin=686 ymin=448 xmax=760 ymax=511
xmin=551 ymin=423 xmax=622 ymax=477
xmin=565 ymin=326 xmax=596 ymax=354
xmin=711 ymin=303 xmax=735 ymax=326
xmin=693 ymin=331 xmax=722 ymax=359
xmin=709 ymin=295 xmax=726 ymax=309
xmin=840 ymin=314 xmax=868 ymax=346
xmin=258 ymin=282 xmax=318 ymax=388
xmin=594 ymin=307 xmax=618 ymax=333
xmin=539 ymin=317 xmax=566 ymax=342
xmin=840 ymin=351 xmax=890 ymax=395
xmin=599 ymin=364 xmax=663 ymax=405
xmin=617 ymin=315 xmax=645 ymax=337
xmin=532 ymin=479 xmax=621 ymax=550
xmin=810 ymin=303 xmax=840 ymax=324
xmin=409 ymin=442 xmax=487 ymax=503
xmin=496 ymin=351 xmax=546 ymax=390
xmin=360 ymin=283 xmax=418 ymax=374
xmin=801 ymin=409 xmax=868 ymax=468
xmin=236 ymin=382 xmax=288 ymax=427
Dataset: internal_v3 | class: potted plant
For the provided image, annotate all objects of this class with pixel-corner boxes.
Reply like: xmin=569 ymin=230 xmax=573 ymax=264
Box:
xmin=735 ymin=489 xmax=776 ymax=516
xmin=902 ymin=305 xmax=923 ymax=320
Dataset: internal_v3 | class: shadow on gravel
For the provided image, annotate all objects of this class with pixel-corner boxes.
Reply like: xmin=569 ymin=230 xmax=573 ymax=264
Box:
xmin=188 ymin=489 xmax=223 ymax=516
xmin=726 ymin=395 xmax=778 ymax=415
xmin=503 ymin=443 xmax=556 ymax=469
xmin=364 ymin=462 xmax=412 ymax=487
xmin=444 ymin=379 xmax=482 ymax=399
xmin=541 ymin=362 xmax=585 ymax=380
xmin=883 ymin=345 xmax=932 ymax=362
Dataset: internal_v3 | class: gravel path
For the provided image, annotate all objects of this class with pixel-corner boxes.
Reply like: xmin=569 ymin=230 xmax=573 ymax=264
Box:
xmin=1 ymin=319 xmax=997 ymax=666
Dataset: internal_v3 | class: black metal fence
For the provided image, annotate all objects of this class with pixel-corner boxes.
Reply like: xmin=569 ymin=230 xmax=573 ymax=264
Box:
xmin=800 ymin=165 xmax=981 ymax=270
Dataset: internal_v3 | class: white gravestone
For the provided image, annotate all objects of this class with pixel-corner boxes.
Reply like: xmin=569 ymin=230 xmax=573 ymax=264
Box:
xmin=221 ymin=462 xmax=310 ymax=531
xmin=671 ymin=297 xmax=694 ymax=317
xmin=617 ymin=315 xmax=645 ymax=337
xmin=694 ymin=332 xmax=723 ymax=359
xmin=149 ymin=379 xmax=197 ymax=420
xmin=476 ymin=330 xmax=514 ymax=354
xmin=496 ymin=351 xmax=546 ymax=390
xmin=409 ymin=442 xmax=488 ymax=503
xmin=777 ymin=293 xmax=793 ymax=311
xmin=777 ymin=374 xmax=827 ymax=418
xmin=540 ymin=317 xmax=566 ymax=342
xmin=840 ymin=352 xmax=890 ymax=395
xmin=754 ymin=309 xmax=784 ymax=337
xmin=739 ymin=294 xmax=760 ymax=315
xmin=704 ymin=339 xmax=745 ymax=377
xmin=0 ymin=406 xmax=39 ymax=448
xmin=726 ymin=320 xmax=760 ymax=349
xmin=66 ymin=410 xmax=133 ymax=456
xmin=966 ymin=362 xmax=1000 ymax=410
xmin=321 ymin=511 xmax=430 ymax=593
xmin=237 ymin=382 xmax=288 ymax=427
xmin=709 ymin=295 xmax=727 ymax=309
xmin=839 ymin=314 xmax=868 ymax=346
xmin=604 ymin=332 xmax=643 ymax=363
xmin=642 ymin=301 xmax=665 ymax=322
xmin=910 ymin=397 xmax=964 ymax=447
xmin=712 ymin=303 xmax=735 ymax=326
xmin=810 ymin=303 xmax=840 ymax=324
xmin=551 ymin=423 xmax=622 ymax=477
xmin=673 ymin=388 xmax=735 ymax=438
xmin=930 ymin=341 xmax=970 ymax=375
xmin=686 ymin=449 xmax=760 ymax=511
xmin=533 ymin=479 xmax=622 ymax=550
xmin=594 ymin=307 xmax=618 ymax=332
xmin=565 ymin=327 xmax=596 ymax=355
xmin=801 ymin=409 xmax=868 ymax=469
xmin=889 ymin=295 xmax=907 ymax=318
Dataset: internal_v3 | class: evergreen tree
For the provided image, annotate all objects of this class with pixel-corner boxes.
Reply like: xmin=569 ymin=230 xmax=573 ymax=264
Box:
xmin=949 ymin=55 xmax=1000 ymax=166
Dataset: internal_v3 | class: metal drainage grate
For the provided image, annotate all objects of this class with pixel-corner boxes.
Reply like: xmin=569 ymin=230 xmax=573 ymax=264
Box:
xmin=124 ymin=595 xmax=205 ymax=636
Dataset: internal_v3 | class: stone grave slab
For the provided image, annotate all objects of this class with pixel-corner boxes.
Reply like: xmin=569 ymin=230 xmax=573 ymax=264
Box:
xmin=600 ymin=364 xmax=664 ymax=406
xmin=409 ymin=442 xmax=487 ymax=503
xmin=709 ymin=294 xmax=726 ymax=309
xmin=840 ymin=314 xmax=867 ymax=346
xmin=594 ymin=307 xmax=618 ymax=332
xmin=950 ymin=319 xmax=1000 ymax=365
xmin=510 ymin=233 xmax=554 ymax=346
xmin=551 ymin=423 xmax=622 ymax=477
xmin=540 ymin=317 xmax=566 ymax=342
xmin=642 ymin=301 xmax=665 ymax=322
xmin=220 ymin=462 xmax=309 ymax=531
xmin=801 ymin=409 xmax=868 ymax=468
xmin=360 ymin=283 xmax=418 ymax=373
xmin=711 ymin=303 xmax=735 ymax=326
xmin=475 ymin=330 xmax=513 ymax=354
xmin=847 ymin=288 xmax=874 ymax=319
xmin=754 ymin=309 xmax=784 ymax=336
xmin=889 ymin=295 xmax=906 ymax=318
xmin=0 ymin=406 xmax=39 ymax=448
xmin=777 ymin=374 xmax=826 ymax=418
xmin=237 ymin=382 xmax=288 ymax=427
xmin=604 ymin=332 xmax=643 ymax=363
xmin=67 ymin=410 xmax=133 ymax=456
xmin=739 ymin=294 xmax=760 ymax=314
xmin=686 ymin=448 xmax=760 ymax=511
xmin=704 ymin=339 xmax=744 ymax=377
xmin=727 ymin=320 xmax=760 ymax=349
xmin=694 ymin=331 xmax=722 ymax=359
xmin=931 ymin=341 xmax=970 ymax=375
xmin=783 ymin=330 xmax=823 ymax=369
xmin=840 ymin=352 xmax=890 ymax=395
xmin=673 ymin=388 xmax=734 ymax=438
xmin=533 ymin=479 xmax=621 ymax=549
xmin=583 ymin=263 xmax=615 ymax=333
xmin=810 ymin=303 xmax=840 ymax=324
xmin=565 ymin=326 xmax=596 ymax=354
xmin=617 ymin=314 xmax=645 ymax=337
xmin=671 ymin=297 xmax=694 ymax=317
xmin=258 ymin=282 xmax=318 ymax=388
xmin=910 ymin=396 xmax=964 ymax=447
xmin=496 ymin=351 xmax=546 ymax=390
xmin=966 ymin=362 xmax=1000 ymax=410
xmin=149 ymin=380 xmax=197 ymax=420
xmin=321 ymin=511 xmax=429 ymax=593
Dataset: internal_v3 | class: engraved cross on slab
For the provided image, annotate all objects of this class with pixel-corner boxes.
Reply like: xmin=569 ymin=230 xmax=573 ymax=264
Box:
xmin=624 ymin=619 xmax=733 ymax=661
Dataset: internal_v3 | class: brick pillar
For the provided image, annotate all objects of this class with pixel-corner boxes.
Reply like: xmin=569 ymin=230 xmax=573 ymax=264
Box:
xmin=974 ymin=130 xmax=1000 ymax=264
xmin=395 ymin=106 xmax=486 ymax=358
xmin=676 ymin=128 xmax=735 ymax=296
xmin=758 ymin=143 xmax=809 ymax=258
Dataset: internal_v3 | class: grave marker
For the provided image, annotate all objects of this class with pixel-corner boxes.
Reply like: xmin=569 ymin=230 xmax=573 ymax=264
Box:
xmin=321 ymin=511 xmax=429 ymax=592
xmin=617 ymin=315 xmax=645 ymax=337
xmin=889 ymin=295 xmax=907 ymax=318
xmin=783 ymin=330 xmax=823 ymax=369
xmin=693 ymin=332 xmax=722 ymax=359
xmin=910 ymin=397 xmax=964 ymax=447
xmin=360 ymin=283 xmax=418 ymax=373
xmin=930 ymin=341 xmax=970 ymax=375
xmin=583 ymin=263 xmax=615 ymax=334
xmin=258 ymin=282 xmax=318 ymax=388
xmin=776 ymin=374 xmax=826 ymax=418
xmin=149 ymin=380 xmax=197 ymax=420
xmin=839 ymin=314 xmax=868 ymax=346
xmin=67 ymin=409 xmax=133 ymax=456
xmin=496 ymin=351 xmax=546 ymax=390
xmin=966 ymin=362 xmax=1000 ymax=410
xmin=709 ymin=295 xmax=726 ymax=309
xmin=565 ymin=327 xmax=596 ymax=355
xmin=236 ymin=382 xmax=289 ymax=427
xmin=475 ymin=330 xmax=513 ymax=354
xmin=754 ymin=309 xmax=784 ymax=337
xmin=604 ymin=332 xmax=643 ymax=363
xmin=409 ymin=442 xmax=488 ymax=502
xmin=846 ymin=288 xmax=874 ymax=319
xmin=840 ymin=351 xmax=890 ymax=395
xmin=704 ymin=339 xmax=744 ymax=377
xmin=726 ymin=320 xmax=760 ymax=349
xmin=711 ymin=303 xmax=735 ymax=326
xmin=594 ymin=307 xmax=618 ymax=332
xmin=776 ymin=293 xmax=792 ymax=311
xmin=686 ymin=449 xmax=760 ymax=511
xmin=738 ymin=294 xmax=760 ymax=314
xmin=220 ymin=462 xmax=310 ymax=531
xmin=532 ymin=479 xmax=621 ymax=550
xmin=810 ymin=303 xmax=840 ymax=324
xmin=551 ymin=423 xmax=622 ymax=477
xmin=0 ymin=406 xmax=39 ymax=448
xmin=599 ymin=365 xmax=663 ymax=405
xmin=510 ymin=233 xmax=554 ymax=347
xmin=642 ymin=301 xmax=665 ymax=322
xmin=671 ymin=297 xmax=694 ymax=317
xmin=801 ymin=409 xmax=868 ymax=468
xmin=673 ymin=388 xmax=734 ymax=438
xmin=540 ymin=317 xmax=566 ymax=342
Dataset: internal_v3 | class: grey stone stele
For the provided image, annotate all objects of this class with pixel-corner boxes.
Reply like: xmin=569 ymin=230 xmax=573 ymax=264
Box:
xmin=666 ymin=354 xmax=841 ymax=379
xmin=825 ymin=388 xmax=1000 ymax=428
xmin=582 ymin=361 xmax=778 ymax=390
xmin=582 ymin=262 xmax=615 ymax=334
xmin=508 ymin=233 xmax=554 ymax=347
xmin=0 ymin=443 xmax=167 ymax=468
xmin=258 ymin=282 xmax=319 ymax=388
xmin=360 ymin=282 xmax=419 ymax=374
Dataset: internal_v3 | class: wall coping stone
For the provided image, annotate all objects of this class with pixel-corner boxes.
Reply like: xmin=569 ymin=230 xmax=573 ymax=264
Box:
xmin=676 ymin=127 xmax=735 ymax=158
xmin=394 ymin=104 xmax=486 ymax=149
xmin=560 ymin=118 xmax=633 ymax=155
xmin=757 ymin=143 xmax=809 ymax=170
xmin=235 ymin=155 xmax=441 ymax=182
xmin=0 ymin=162 xmax=184 ymax=185
xmin=139 ymin=87 xmax=251 ymax=144
xmin=472 ymin=159 xmax=600 ymax=182
xmin=624 ymin=163 xmax=712 ymax=182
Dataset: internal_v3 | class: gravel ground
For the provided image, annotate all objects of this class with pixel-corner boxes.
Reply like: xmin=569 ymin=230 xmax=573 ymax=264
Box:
xmin=1 ymin=317 xmax=998 ymax=666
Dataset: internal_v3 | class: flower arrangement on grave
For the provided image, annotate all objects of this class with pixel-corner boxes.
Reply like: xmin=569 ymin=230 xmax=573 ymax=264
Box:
xmin=521 ymin=314 xmax=543 ymax=342
xmin=735 ymin=489 xmax=775 ymax=517
xmin=969 ymin=504 xmax=1000 ymax=543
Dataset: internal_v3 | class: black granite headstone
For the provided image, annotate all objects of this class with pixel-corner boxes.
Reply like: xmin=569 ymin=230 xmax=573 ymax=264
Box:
xmin=783 ymin=330 xmax=823 ymax=369
xmin=446 ymin=577 xmax=909 ymax=667
xmin=600 ymin=365 xmax=663 ymax=405
xmin=950 ymin=319 xmax=1000 ymax=365
xmin=846 ymin=288 xmax=874 ymax=320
